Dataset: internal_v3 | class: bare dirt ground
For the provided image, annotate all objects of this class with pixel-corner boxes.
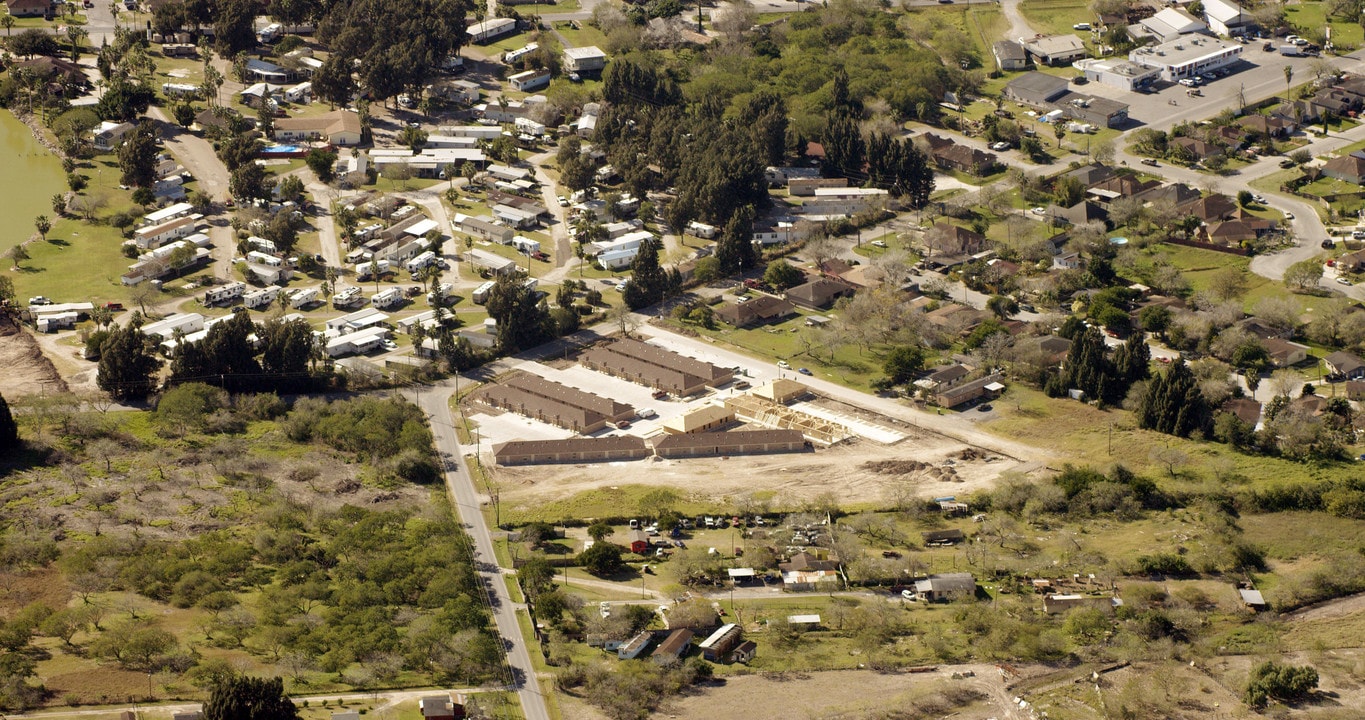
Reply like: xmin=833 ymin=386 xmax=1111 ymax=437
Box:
xmin=558 ymin=666 xmax=1027 ymax=720
xmin=1285 ymin=590 xmax=1365 ymax=624
xmin=0 ymin=315 xmax=68 ymax=397
xmin=493 ymin=433 xmax=1035 ymax=514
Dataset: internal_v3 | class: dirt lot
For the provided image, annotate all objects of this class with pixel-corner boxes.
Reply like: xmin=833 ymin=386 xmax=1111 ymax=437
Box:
xmin=492 ymin=431 xmax=1033 ymax=514
xmin=0 ymin=315 xmax=68 ymax=398
xmin=558 ymin=666 xmax=1026 ymax=720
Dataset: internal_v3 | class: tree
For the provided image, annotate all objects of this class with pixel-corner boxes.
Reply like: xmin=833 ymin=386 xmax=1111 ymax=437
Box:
xmin=578 ymin=542 xmax=625 ymax=576
xmin=173 ymin=101 xmax=197 ymax=128
xmin=622 ymin=238 xmax=666 ymax=310
xmin=1284 ymin=256 xmax=1324 ymax=291
xmin=203 ymin=675 xmax=300 ymax=720
xmin=33 ymin=215 xmax=50 ymax=242
xmin=587 ymin=521 xmax=614 ymax=542
xmin=0 ymin=392 xmax=18 ymax=450
xmin=485 ymin=275 xmax=550 ymax=353
xmin=117 ymin=122 xmax=158 ymax=188
xmin=882 ymin=345 xmax=924 ymax=386
xmin=9 ymin=244 xmax=30 ymax=269
xmin=1138 ymin=360 xmax=1210 ymax=438
xmin=1245 ymin=661 xmax=1318 ymax=708
xmin=305 ymin=148 xmax=337 ymax=182
xmin=230 ymin=162 xmax=273 ymax=202
xmin=97 ymin=321 xmax=163 ymax=400
xmin=715 ymin=205 xmax=757 ymax=275
xmin=763 ymin=260 xmax=803 ymax=290
xmin=986 ymin=294 xmax=1018 ymax=319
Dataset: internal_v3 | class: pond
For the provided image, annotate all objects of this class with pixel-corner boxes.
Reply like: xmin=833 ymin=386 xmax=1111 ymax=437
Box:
xmin=0 ymin=111 xmax=65 ymax=252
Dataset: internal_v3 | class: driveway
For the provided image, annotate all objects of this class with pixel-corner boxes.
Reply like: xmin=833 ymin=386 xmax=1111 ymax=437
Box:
xmin=146 ymin=106 xmax=238 ymax=283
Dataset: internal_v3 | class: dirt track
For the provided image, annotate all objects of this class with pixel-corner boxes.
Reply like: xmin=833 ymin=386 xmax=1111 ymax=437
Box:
xmin=0 ymin=315 xmax=67 ymax=398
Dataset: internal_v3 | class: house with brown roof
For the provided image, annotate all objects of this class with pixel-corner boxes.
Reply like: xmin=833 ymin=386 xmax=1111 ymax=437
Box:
xmin=926 ymin=222 xmax=987 ymax=256
xmin=1086 ymin=175 xmax=1160 ymax=207
xmin=925 ymin=304 xmax=987 ymax=334
xmin=785 ymin=277 xmax=856 ymax=310
xmin=934 ymin=373 xmax=1005 ymax=408
xmin=1325 ymin=350 xmax=1365 ymax=379
xmin=1337 ymin=249 xmax=1365 ymax=273
xmin=1177 ymin=193 xmax=1238 ymax=222
xmin=1262 ymin=337 xmax=1309 ymax=367
xmin=651 ymin=629 xmax=694 ymax=665
xmin=5 ymin=0 xmax=50 ymax=17
xmin=1347 ymin=380 xmax=1365 ymax=400
xmin=927 ymin=140 xmax=1000 ymax=176
xmin=1016 ymin=334 xmax=1072 ymax=365
xmin=1322 ymin=153 xmax=1365 ymax=185
xmin=715 ymin=295 xmax=796 ymax=327
xmin=477 ymin=383 xmax=610 ymax=432
xmin=502 ymin=373 xmax=636 ymax=423
xmin=15 ymin=56 xmax=87 ymax=90
xmin=273 ymin=110 xmax=362 ymax=146
xmin=1046 ymin=200 xmax=1108 ymax=227
xmin=1170 ymin=136 xmax=1224 ymax=162
xmin=1220 ymin=397 xmax=1263 ymax=426
xmin=1204 ymin=218 xmax=1273 ymax=246
xmin=1236 ymin=113 xmax=1295 ymax=138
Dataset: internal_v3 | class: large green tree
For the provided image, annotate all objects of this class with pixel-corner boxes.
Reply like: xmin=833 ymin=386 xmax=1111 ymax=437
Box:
xmin=204 ymin=675 xmax=300 ymax=720
xmin=485 ymin=275 xmax=550 ymax=353
xmin=117 ymin=122 xmax=159 ymax=188
xmin=622 ymin=238 xmax=666 ymax=310
xmin=0 ymin=391 xmax=18 ymax=450
xmin=96 ymin=320 xmax=163 ymax=400
xmin=1138 ymin=360 xmax=1211 ymax=438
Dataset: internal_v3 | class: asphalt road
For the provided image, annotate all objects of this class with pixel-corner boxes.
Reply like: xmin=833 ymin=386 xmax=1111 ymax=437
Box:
xmin=411 ymin=384 xmax=552 ymax=720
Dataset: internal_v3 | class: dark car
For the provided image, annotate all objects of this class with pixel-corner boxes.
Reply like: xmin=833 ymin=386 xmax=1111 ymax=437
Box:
xmin=977 ymin=404 xmax=993 ymax=412
xmin=798 ymin=368 xmax=813 ymax=376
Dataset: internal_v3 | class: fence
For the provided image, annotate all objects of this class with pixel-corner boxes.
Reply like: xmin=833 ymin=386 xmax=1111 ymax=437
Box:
xmin=1164 ymin=237 xmax=1251 ymax=256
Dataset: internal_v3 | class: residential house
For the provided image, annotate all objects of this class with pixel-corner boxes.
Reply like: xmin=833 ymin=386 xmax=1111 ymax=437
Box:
xmin=912 ymin=573 xmax=977 ymax=602
xmin=467 ymin=17 xmax=517 ymax=43
xmin=915 ymin=364 xmax=971 ymax=393
xmin=1053 ymin=252 xmax=1082 ymax=270
xmin=245 ymin=58 xmax=291 ymax=83
xmin=714 ymin=295 xmax=796 ymax=327
xmin=697 ymin=624 xmax=742 ymax=662
xmin=731 ymin=640 xmax=757 ymax=663
xmin=1063 ymin=162 xmax=1116 ymax=187
xmin=1325 ymin=351 xmax=1365 ymax=379
xmin=563 ymin=45 xmax=607 ymax=74
xmin=921 ymin=134 xmax=1000 ymax=176
xmin=926 ymin=222 xmax=987 ymax=257
xmin=992 ymin=40 xmax=1029 ymax=71
xmin=1262 ymin=337 xmax=1310 ymax=367
xmin=1021 ymin=34 xmax=1088 ymax=65
xmin=1203 ymin=218 xmax=1270 ymax=245
xmin=779 ymin=551 xmax=840 ymax=591
xmin=508 ymin=68 xmax=551 ymax=92
xmin=1045 ymin=200 xmax=1108 ymax=227
xmin=194 ymin=107 xmax=241 ymax=134
xmin=1171 ymin=136 xmax=1224 ymax=163
xmin=1236 ymin=113 xmax=1296 ymax=138
xmin=15 ymin=57 xmax=87 ymax=89
xmin=1203 ymin=0 xmax=1251 ymax=36
xmin=1178 ymin=193 xmax=1238 ymax=223
xmin=1086 ymin=175 xmax=1160 ymax=207
xmin=1347 ymin=380 xmax=1365 ymax=400
xmin=1221 ymin=397 xmax=1263 ymax=427
xmin=651 ymin=629 xmax=693 ymax=665
xmin=1322 ymin=153 xmax=1365 ymax=185
xmin=926 ymin=304 xmax=987 ymax=335
xmin=92 ymin=121 xmax=135 ymax=151
xmin=272 ymin=110 xmax=362 ymax=146
xmin=934 ymin=373 xmax=1005 ymax=408
xmin=1017 ymin=334 xmax=1072 ymax=365
xmin=418 ymin=694 xmax=464 ymax=720
xmin=454 ymin=214 xmax=515 ymax=243
xmin=617 ymin=630 xmax=653 ymax=660
xmin=785 ymin=277 xmax=857 ymax=310
xmin=5 ymin=0 xmax=50 ymax=17
xmin=1338 ymin=249 xmax=1365 ymax=273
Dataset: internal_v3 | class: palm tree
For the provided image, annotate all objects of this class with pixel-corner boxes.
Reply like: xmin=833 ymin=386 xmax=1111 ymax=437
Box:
xmin=1 ymin=14 xmax=15 ymax=36
xmin=65 ymin=25 xmax=87 ymax=62
xmin=51 ymin=194 xmax=66 ymax=217
xmin=34 ymin=215 xmax=51 ymax=242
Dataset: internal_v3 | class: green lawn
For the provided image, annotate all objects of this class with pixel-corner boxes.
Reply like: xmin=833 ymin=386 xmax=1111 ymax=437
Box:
xmin=7 ymin=12 xmax=87 ymax=28
xmin=1285 ymin=1 xmax=1364 ymax=53
xmin=553 ymin=22 xmax=607 ymax=50
xmin=1018 ymin=0 xmax=1094 ymax=44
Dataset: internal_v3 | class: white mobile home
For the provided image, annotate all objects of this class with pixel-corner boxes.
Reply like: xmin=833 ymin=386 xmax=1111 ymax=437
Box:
xmin=467 ymin=17 xmax=517 ymax=44
xmin=284 ymin=82 xmax=313 ymax=103
xmin=203 ymin=281 xmax=246 ymax=306
xmin=332 ymin=286 xmax=363 ymax=306
xmin=288 ymin=287 xmax=320 ymax=308
xmin=356 ymin=259 xmax=392 ymax=279
xmin=35 ymin=311 xmax=79 ymax=332
xmin=162 ymin=83 xmax=200 ymax=98
xmin=372 ymin=287 xmax=405 ymax=309
xmin=244 ymin=286 xmax=280 ymax=309
xmin=325 ymin=307 xmax=390 ymax=334
xmin=472 ymin=280 xmax=496 ymax=304
xmin=511 ymin=235 xmax=541 ymax=254
xmin=325 ymin=325 xmax=390 ymax=357
xmin=598 ymin=247 xmax=638 ymax=269
xmin=406 ymin=250 xmax=439 ymax=274
xmin=141 ymin=313 xmax=205 ymax=340
xmin=508 ymin=69 xmax=551 ymax=92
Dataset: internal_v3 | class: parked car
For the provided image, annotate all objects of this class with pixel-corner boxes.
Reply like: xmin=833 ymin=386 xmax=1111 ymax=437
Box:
xmin=1073 ymin=22 xmax=1091 ymax=30
xmin=871 ymin=240 xmax=888 ymax=248
xmin=777 ymin=360 xmax=791 ymax=369
xmin=1284 ymin=212 xmax=1294 ymax=220
xmin=798 ymin=367 xmax=813 ymax=376
xmin=990 ymin=141 xmax=1011 ymax=151
xmin=1141 ymin=158 xmax=1160 ymax=167
xmin=28 ymin=296 xmax=52 ymax=306
xmin=1338 ymin=277 xmax=1353 ymax=286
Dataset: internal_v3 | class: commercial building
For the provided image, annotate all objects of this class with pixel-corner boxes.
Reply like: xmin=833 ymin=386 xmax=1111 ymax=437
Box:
xmin=503 ymin=373 xmax=636 ymax=424
xmin=1128 ymin=35 xmax=1242 ymax=83
xmin=273 ymin=110 xmax=362 ymax=146
xmin=653 ymin=429 xmax=807 ymax=459
xmin=1002 ymin=72 xmax=1130 ymax=128
xmin=1131 ymin=6 xmax=1206 ymax=41
xmin=492 ymin=436 xmax=651 ymax=466
xmin=1077 ymin=58 xmax=1161 ymax=92
xmin=1203 ymin=0 xmax=1251 ymax=36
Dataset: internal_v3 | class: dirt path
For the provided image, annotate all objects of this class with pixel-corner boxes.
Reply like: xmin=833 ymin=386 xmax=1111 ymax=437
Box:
xmin=1284 ymin=590 xmax=1365 ymax=623
xmin=1000 ymin=0 xmax=1039 ymax=42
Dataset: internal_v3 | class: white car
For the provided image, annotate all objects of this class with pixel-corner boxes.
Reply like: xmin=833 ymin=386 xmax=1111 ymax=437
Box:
xmin=638 ymin=408 xmax=657 ymax=419
xmin=1030 ymin=206 xmax=1046 ymax=215
xmin=871 ymin=240 xmax=888 ymax=248
xmin=557 ymin=195 xmax=568 ymax=207
xmin=1073 ymin=22 xmax=1091 ymax=30
xmin=778 ymin=360 xmax=791 ymax=369
xmin=990 ymin=141 xmax=1011 ymax=151
xmin=1338 ymin=277 xmax=1352 ymax=286
xmin=1284 ymin=212 xmax=1294 ymax=220
xmin=599 ymin=602 xmax=611 ymax=618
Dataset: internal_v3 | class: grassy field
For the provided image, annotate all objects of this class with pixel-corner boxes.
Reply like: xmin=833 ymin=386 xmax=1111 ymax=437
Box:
xmin=1018 ymin=0 xmax=1092 ymax=42
xmin=1285 ymin=1 xmax=1365 ymax=53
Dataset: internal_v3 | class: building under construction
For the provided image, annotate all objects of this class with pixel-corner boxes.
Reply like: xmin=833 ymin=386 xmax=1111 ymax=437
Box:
xmin=723 ymin=394 xmax=850 ymax=445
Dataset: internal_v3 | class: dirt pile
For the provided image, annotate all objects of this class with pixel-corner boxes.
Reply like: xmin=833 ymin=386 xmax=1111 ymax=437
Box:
xmin=0 ymin=315 xmax=67 ymax=398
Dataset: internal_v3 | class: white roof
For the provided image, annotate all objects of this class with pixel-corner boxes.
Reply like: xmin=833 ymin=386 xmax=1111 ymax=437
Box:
xmin=697 ymin=623 xmax=739 ymax=649
xmin=467 ymin=248 xmax=518 ymax=270
xmin=28 ymin=301 xmax=94 ymax=314
xmin=787 ymin=614 xmax=821 ymax=624
xmin=564 ymin=45 xmax=606 ymax=60
xmin=141 ymin=313 xmax=205 ymax=338
xmin=326 ymin=307 xmax=389 ymax=330
xmin=404 ymin=218 xmax=439 ymax=237
xmin=726 ymin=568 xmax=756 ymax=578
xmin=326 ymin=325 xmax=389 ymax=352
xmin=469 ymin=17 xmax=516 ymax=33
xmin=144 ymin=202 xmax=194 ymax=224
xmin=1239 ymin=588 xmax=1266 ymax=605
xmin=1203 ymin=0 xmax=1245 ymax=23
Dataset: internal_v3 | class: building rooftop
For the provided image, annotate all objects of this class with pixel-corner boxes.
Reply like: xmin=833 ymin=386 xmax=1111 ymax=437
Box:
xmin=1022 ymin=34 xmax=1086 ymax=55
xmin=564 ymin=45 xmax=606 ymax=59
xmin=1131 ymin=35 xmax=1241 ymax=66
xmin=654 ymin=428 xmax=804 ymax=451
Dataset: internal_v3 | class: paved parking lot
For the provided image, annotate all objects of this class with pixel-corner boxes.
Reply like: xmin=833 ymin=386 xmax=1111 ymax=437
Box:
xmin=1051 ymin=48 xmax=1354 ymax=130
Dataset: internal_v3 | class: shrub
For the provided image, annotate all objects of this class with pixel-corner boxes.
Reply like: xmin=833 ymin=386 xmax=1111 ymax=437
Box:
xmin=1244 ymin=661 xmax=1318 ymax=708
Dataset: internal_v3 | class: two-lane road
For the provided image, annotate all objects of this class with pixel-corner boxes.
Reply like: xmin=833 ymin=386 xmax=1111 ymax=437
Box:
xmin=410 ymin=385 xmax=551 ymax=720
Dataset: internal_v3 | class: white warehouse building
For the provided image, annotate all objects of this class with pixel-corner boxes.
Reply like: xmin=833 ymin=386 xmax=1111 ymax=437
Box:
xmin=1128 ymin=35 xmax=1242 ymax=83
xmin=1076 ymin=58 xmax=1161 ymax=91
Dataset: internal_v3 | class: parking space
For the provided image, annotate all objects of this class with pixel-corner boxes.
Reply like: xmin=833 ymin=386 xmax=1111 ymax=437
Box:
xmin=465 ymin=408 xmax=577 ymax=444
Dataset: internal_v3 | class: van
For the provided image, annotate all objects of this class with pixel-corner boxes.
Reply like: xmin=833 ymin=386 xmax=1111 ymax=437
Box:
xmin=638 ymin=408 xmax=657 ymax=419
